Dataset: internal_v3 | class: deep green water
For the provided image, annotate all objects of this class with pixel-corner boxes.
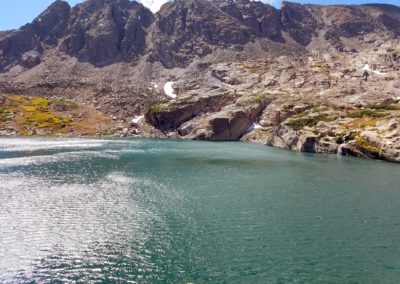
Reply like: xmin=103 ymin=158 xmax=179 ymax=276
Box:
xmin=0 ymin=138 xmax=400 ymax=283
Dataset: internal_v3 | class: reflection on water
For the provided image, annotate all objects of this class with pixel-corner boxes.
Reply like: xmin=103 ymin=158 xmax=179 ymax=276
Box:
xmin=0 ymin=171 xmax=177 ymax=282
xmin=0 ymin=137 xmax=400 ymax=283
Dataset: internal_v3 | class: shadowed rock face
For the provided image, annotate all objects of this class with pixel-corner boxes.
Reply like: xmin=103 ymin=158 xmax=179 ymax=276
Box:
xmin=145 ymin=93 xmax=230 ymax=131
xmin=212 ymin=0 xmax=282 ymax=39
xmin=0 ymin=0 xmax=71 ymax=70
xmin=0 ymin=27 xmax=41 ymax=70
xmin=32 ymin=0 xmax=71 ymax=45
xmin=281 ymin=2 xmax=318 ymax=46
xmin=1 ymin=0 xmax=400 ymax=70
xmin=60 ymin=0 xmax=154 ymax=66
xmin=150 ymin=0 xmax=255 ymax=68
xmin=151 ymin=0 xmax=285 ymax=67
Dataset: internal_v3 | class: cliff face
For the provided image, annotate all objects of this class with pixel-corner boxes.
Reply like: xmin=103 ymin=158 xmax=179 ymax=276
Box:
xmin=0 ymin=1 xmax=71 ymax=69
xmin=150 ymin=0 xmax=283 ymax=67
xmin=0 ymin=0 xmax=153 ymax=68
xmin=1 ymin=0 xmax=400 ymax=162
xmin=60 ymin=0 xmax=154 ymax=65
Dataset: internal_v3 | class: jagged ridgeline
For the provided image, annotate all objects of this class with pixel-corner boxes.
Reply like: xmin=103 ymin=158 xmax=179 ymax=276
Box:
xmin=1 ymin=0 xmax=399 ymax=69
xmin=0 ymin=0 xmax=400 ymax=162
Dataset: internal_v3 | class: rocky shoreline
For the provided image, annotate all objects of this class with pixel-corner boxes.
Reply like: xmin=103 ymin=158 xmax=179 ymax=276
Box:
xmin=1 ymin=93 xmax=400 ymax=163
xmin=135 ymin=95 xmax=400 ymax=163
xmin=1 ymin=0 xmax=400 ymax=163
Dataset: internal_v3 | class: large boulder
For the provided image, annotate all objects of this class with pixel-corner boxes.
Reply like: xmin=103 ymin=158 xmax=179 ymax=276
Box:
xmin=208 ymin=102 xmax=267 ymax=140
xmin=19 ymin=50 xmax=41 ymax=68
xmin=145 ymin=93 xmax=230 ymax=131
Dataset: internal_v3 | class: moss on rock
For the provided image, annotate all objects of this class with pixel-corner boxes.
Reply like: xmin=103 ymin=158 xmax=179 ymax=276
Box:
xmin=347 ymin=109 xmax=388 ymax=118
xmin=287 ymin=114 xmax=333 ymax=131
xmin=237 ymin=92 xmax=269 ymax=106
xmin=149 ymin=104 xmax=173 ymax=113
xmin=355 ymin=137 xmax=381 ymax=156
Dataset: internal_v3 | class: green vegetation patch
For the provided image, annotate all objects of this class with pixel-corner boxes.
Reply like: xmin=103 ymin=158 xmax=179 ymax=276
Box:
xmin=0 ymin=107 xmax=9 ymax=122
xmin=23 ymin=111 xmax=70 ymax=126
xmin=149 ymin=104 xmax=173 ymax=113
xmin=0 ymin=95 xmax=114 ymax=136
xmin=31 ymin=97 xmax=49 ymax=111
xmin=335 ymin=131 xmax=361 ymax=144
xmin=366 ymin=103 xmax=400 ymax=111
xmin=291 ymin=110 xmax=310 ymax=119
xmin=349 ymin=131 xmax=361 ymax=140
xmin=355 ymin=137 xmax=380 ymax=156
xmin=15 ymin=96 xmax=49 ymax=112
xmin=313 ymin=62 xmax=323 ymax=68
xmin=335 ymin=131 xmax=347 ymax=144
xmin=7 ymin=96 xmax=73 ymax=134
xmin=345 ymin=117 xmax=379 ymax=130
xmin=50 ymin=99 xmax=79 ymax=111
xmin=347 ymin=109 xmax=388 ymax=118
xmin=288 ymin=114 xmax=333 ymax=131
xmin=179 ymin=95 xmax=195 ymax=102
xmin=238 ymin=92 xmax=269 ymax=106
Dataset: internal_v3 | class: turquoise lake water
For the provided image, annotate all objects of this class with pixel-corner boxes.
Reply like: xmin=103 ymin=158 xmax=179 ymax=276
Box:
xmin=0 ymin=137 xmax=399 ymax=283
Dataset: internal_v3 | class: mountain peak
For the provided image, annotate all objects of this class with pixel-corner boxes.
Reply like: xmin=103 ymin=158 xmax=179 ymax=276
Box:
xmin=0 ymin=0 xmax=400 ymax=70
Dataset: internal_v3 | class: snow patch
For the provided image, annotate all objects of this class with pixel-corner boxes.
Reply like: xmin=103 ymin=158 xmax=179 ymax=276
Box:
xmin=247 ymin=122 xmax=262 ymax=132
xmin=254 ymin=123 xmax=262 ymax=129
xmin=164 ymin=82 xmax=177 ymax=99
xmin=132 ymin=115 xmax=144 ymax=124
xmin=361 ymin=64 xmax=387 ymax=75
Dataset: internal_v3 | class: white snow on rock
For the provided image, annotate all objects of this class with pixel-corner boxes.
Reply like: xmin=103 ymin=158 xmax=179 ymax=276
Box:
xmin=164 ymin=82 xmax=177 ymax=98
xmin=253 ymin=123 xmax=262 ymax=129
xmin=247 ymin=122 xmax=262 ymax=132
xmin=132 ymin=115 xmax=144 ymax=124
xmin=361 ymin=64 xmax=387 ymax=75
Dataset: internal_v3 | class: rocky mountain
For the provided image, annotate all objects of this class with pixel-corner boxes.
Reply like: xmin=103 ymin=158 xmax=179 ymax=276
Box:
xmin=0 ymin=0 xmax=400 ymax=162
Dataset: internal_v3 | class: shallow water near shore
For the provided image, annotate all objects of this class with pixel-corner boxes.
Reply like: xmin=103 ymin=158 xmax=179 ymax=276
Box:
xmin=0 ymin=137 xmax=399 ymax=283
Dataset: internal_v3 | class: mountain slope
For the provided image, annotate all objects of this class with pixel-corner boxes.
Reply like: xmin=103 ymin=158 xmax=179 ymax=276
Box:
xmin=0 ymin=0 xmax=400 ymax=162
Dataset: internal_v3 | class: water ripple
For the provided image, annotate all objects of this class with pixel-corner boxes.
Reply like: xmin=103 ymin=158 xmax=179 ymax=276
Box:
xmin=1 ymin=138 xmax=400 ymax=283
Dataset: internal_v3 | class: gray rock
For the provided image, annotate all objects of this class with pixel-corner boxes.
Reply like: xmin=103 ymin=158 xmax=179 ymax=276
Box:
xmin=19 ymin=50 xmax=41 ymax=68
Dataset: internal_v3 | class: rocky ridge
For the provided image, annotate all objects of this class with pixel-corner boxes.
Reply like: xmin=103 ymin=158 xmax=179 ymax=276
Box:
xmin=0 ymin=0 xmax=400 ymax=162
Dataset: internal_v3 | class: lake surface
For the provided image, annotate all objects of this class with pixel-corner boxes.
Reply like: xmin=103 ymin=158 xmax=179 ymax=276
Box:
xmin=0 ymin=137 xmax=399 ymax=283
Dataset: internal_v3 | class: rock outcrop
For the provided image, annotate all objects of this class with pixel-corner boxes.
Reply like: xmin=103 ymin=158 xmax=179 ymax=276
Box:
xmin=0 ymin=0 xmax=71 ymax=70
xmin=60 ymin=0 xmax=153 ymax=65
xmin=145 ymin=92 xmax=231 ymax=131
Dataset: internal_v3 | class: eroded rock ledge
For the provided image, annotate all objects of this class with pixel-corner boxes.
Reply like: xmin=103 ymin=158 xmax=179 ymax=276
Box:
xmin=143 ymin=94 xmax=400 ymax=163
